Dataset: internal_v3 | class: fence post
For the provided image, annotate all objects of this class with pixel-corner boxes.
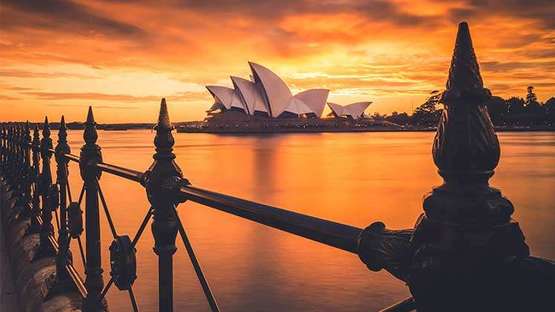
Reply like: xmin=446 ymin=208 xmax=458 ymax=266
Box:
xmin=0 ymin=124 xmax=5 ymax=171
xmin=55 ymin=116 xmax=71 ymax=282
xmin=14 ymin=125 xmax=21 ymax=189
xmin=7 ymin=126 xmax=13 ymax=180
xmin=38 ymin=117 xmax=55 ymax=255
xmin=144 ymin=99 xmax=183 ymax=311
xmin=29 ymin=124 xmax=42 ymax=233
xmin=80 ymin=107 xmax=105 ymax=311
xmin=409 ymin=22 xmax=529 ymax=310
xmin=21 ymin=122 xmax=33 ymax=218
xmin=12 ymin=125 xmax=21 ymax=201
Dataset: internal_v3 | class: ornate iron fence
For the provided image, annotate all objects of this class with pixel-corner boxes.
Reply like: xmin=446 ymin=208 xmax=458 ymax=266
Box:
xmin=0 ymin=22 xmax=553 ymax=312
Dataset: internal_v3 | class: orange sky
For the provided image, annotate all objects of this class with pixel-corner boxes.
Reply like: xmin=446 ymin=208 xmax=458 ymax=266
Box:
xmin=1 ymin=0 xmax=554 ymax=123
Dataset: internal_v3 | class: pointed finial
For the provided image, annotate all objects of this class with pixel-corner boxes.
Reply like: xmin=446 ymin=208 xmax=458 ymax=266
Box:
xmin=432 ymin=22 xmax=499 ymax=182
xmin=157 ymin=98 xmax=172 ymax=130
xmin=59 ymin=115 xmax=68 ymax=141
xmin=86 ymin=106 xmax=95 ymax=124
xmin=442 ymin=22 xmax=490 ymax=104
xmin=56 ymin=115 xmax=70 ymax=159
xmin=83 ymin=106 xmax=98 ymax=145
xmin=79 ymin=106 xmax=102 ymax=181
xmin=153 ymin=98 xmax=179 ymax=165
xmin=41 ymin=117 xmax=53 ymax=158
xmin=60 ymin=115 xmax=67 ymax=130
xmin=43 ymin=116 xmax=51 ymax=138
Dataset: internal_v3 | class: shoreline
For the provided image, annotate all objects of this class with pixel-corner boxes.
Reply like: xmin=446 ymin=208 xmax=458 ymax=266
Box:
xmin=175 ymin=126 xmax=555 ymax=134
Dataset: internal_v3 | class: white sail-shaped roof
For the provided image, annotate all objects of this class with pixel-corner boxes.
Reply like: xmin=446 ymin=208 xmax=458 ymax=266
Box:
xmin=328 ymin=102 xmax=345 ymax=117
xmin=328 ymin=102 xmax=371 ymax=119
xmin=282 ymin=97 xmax=314 ymax=116
xmin=206 ymin=86 xmax=245 ymax=111
xmin=249 ymin=62 xmax=292 ymax=117
xmin=230 ymin=76 xmax=267 ymax=115
xmin=345 ymin=102 xmax=371 ymax=118
xmin=294 ymin=89 xmax=329 ymax=117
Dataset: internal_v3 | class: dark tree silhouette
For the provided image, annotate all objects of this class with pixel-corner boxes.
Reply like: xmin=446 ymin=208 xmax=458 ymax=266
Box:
xmin=526 ymin=86 xmax=538 ymax=106
xmin=411 ymin=91 xmax=442 ymax=126
xmin=524 ymin=86 xmax=544 ymax=116
xmin=545 ymin=97 xmax=555 ymax=125
xmin=486 ymin=96 xmax=508 ymax=125
xmin=507 ymin=97 xmax=526 ymax=115
xmin=386 ymin=112 xmax=410 ymax=125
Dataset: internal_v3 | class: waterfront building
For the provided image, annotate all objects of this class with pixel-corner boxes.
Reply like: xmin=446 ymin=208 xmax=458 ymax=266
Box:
xmin=327 ymin=102 xmax=372 ymax=119
xmin=206 ymin=62 xmax=337 ymax=119
xmin=205 ymin=62 xmax=373 ymax=121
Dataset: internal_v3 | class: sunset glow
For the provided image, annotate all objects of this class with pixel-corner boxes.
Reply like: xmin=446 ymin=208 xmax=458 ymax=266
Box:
xmin=1 ymin=0 xmax=554 ymax=122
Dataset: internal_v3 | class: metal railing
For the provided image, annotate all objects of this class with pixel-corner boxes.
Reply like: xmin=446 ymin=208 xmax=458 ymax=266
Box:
xmin=0 ymin=100 xmax=414 ymax=312
xmin=2 ymin=22 xmax=554 ymax=312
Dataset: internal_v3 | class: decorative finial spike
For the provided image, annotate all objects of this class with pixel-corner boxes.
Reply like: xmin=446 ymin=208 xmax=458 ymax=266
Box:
xmin=157 ymin=98 xmax=172 ymax=129
xmin=59 ymin=115 xmax=68 ymax=142
xmin=432 ymin=22 xmax=499 ymax=182
xmin=43 ymin=116 xmax=51 ymax=137
xmin=86 ymin=106 xmax=95 ymax=123
xmin=443 ymin=21 xmax=486 ymax=103
xmin=83 ymin=106 xmax=98 ymax=145
xmin=56 ymin=115 xmax=70 ymax=161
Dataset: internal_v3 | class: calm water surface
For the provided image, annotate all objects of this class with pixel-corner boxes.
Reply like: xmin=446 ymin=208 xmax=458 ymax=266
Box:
xmin=60 ymin=130 xmax=554 ymax=311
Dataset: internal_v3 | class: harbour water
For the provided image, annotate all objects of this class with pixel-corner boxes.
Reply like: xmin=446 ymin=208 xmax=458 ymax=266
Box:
xmin=60 ymin=130 xmax=555 ymax=311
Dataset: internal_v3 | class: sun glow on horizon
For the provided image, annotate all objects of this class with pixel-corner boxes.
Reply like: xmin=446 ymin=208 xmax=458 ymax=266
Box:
xmin=1 ymin=0 xmax=554 ymax=123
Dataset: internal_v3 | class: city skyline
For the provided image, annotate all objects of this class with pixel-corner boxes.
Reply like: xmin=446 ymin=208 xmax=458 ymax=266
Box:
xmin=1 ymin=0 xmax=554 ymax=122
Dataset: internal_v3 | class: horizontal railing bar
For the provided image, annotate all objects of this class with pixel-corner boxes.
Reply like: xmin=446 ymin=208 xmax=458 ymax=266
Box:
xmin=49 ymin=149 xmax=144 ymax=182
xmin=96 ymin=163 xmax=143 ymax=182
xmin=64 ymin=153 xmax=80 ymax=163
xmin=179 ymin=185 xmax=361 ymax=254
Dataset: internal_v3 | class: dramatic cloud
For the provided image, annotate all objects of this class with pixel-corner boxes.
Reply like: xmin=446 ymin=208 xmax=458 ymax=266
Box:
xmin=0 ymin=0 xmax=554 ymax=122
xmin=448 ymin=0 xmax=555 ymax=28
xmin=1 ymin=0 xmax=144 ymax=37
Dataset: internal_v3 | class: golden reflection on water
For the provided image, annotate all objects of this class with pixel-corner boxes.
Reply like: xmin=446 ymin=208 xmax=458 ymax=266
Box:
xmin=59 ymin=130 xmax=555 ymax=311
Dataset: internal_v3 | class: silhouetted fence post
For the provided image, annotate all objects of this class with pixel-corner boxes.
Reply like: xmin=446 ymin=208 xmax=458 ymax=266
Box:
xmin=38 ymin=117 xmax=55 ymax=255
xmin=56 ymin=116 xmax=71 ymax=282
xmin=144 ymin=99 xmax=183 ymax=311
xmin=13 ymin=125 xmax=20 ymax=195
xmin=80 ymin=107 xmax=106 ymax=311
xmin=21 ymin=122 xmax=33 ymax=218
xmin=11 ymin=125 xmax=21 ymax=206
xmin=0 ymin=124 xmax=5 ymax=171
xmin=28 ymin=124 xmax=42 ymax=233
xmin=356 ymin=22 xmax=551 ymax=311
xmin=7 ymin=126 xmax=13 ymax=180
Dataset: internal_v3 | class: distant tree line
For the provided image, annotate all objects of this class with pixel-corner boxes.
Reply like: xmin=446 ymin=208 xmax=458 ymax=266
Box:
xmin=377 ymin=86 xmax=555 ymax=128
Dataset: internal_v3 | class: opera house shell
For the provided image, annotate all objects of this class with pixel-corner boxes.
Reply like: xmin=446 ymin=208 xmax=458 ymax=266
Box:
xmin=206 ymin=62 xmax=371 ymax=120
xmin=327 ymin=102 xmax=372 ymax=119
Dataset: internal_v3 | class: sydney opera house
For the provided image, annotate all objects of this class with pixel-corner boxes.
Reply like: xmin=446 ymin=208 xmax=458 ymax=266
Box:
xmin=205 ymin=62 xmax=371 ymax=120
